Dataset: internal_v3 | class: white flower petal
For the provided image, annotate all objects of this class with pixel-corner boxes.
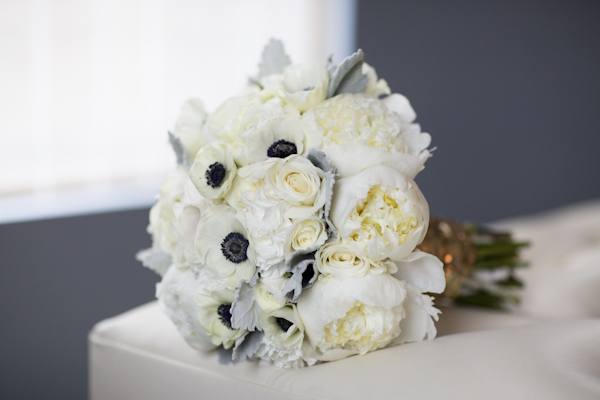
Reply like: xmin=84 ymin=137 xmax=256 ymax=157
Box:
xmin=393 ymin=251 xmax=446 ymax=294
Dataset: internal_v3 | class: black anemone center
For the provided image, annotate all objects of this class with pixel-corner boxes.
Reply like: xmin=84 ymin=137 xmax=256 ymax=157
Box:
xmin=301 ymin=263 xmax=315 ymax=288
xmin=217 ymin=304 xmax=233 ymax=329
xmin=221 ymin=232 xmax=249 ymax=263
xmin=267 ymin=140 xmax=297 ymax=159
xmin=205 ymin=162 xmax=226 ymax=188
xmin=275 ymin=317 xmax=293 ymax=332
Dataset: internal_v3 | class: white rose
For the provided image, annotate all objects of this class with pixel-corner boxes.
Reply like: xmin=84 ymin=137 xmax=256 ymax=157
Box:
xmin=254 ymin=276 xmax=288 ymax=311
xmin=330 ymin=165 xmax=429 ymax=261
xmin=279 ymin=63 xmax=329 ymax=112
xmin=265 ymin=155 xmax=328 ymax=219
xmin=189 ymin=143 xmax=237 ymax=199
xmin=156 ymin=265 xmax=216 ymax=351
xmin=316 ymin=241 xmax=396 ymax=280
xmin=172 ymin=98 xmax=207 ymax=158
xmin=303 ymin=93 xmax=431 ymax=179
xmin=297 ymin=273 xmax=406 ymax=361
xmin=288 ymin=216 xmax=328 ymax=253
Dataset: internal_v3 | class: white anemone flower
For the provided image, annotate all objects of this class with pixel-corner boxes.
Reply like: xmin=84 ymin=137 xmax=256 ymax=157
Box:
xmin=189 ymin=143 xmax=237 ymax=199
xmin=196 ymin=284 xmax=246 ymax=349
xmin=237 ymin=115 xmax=321 ymax=166
xmin=297 ymin=273 xmax=406 ymax=361
xmin=330 ymin=165 xmax=429 ymax=261
xmin=195 ymin=205 xmax=256 ymax=286
xmin=279 ymin=63 xmax=329 ymax=113
xmin=259 ymin=304 xmax=305 ymax=349
xmin=156 ymin=265 xmax=216 ymax=351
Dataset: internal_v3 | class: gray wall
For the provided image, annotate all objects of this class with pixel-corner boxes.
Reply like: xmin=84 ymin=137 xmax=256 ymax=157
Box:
xmin=0 ymin=210 xmax=157 ymax=399
xmin=357 ymin=0 xmax=600 ymax=222
xmin=1 ymin=1 xmax=599 ymax=399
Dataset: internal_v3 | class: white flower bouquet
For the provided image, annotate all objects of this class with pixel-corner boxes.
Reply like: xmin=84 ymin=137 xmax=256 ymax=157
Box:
xmin=138 ymin=40 xmax=446 ymax=368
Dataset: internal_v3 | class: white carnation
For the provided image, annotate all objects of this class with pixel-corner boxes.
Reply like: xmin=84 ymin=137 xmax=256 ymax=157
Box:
xmin=226 ymin=156 xmax=330 ymax=271
xmin=204 ymin=94 xmax=284 ymax=154
xmin=148 ymin=166 xmax=189 ymax=258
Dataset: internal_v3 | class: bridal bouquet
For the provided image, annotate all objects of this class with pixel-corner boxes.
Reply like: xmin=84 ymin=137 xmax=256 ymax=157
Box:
xmin=138 ymin=40 xmax=445 ymax=368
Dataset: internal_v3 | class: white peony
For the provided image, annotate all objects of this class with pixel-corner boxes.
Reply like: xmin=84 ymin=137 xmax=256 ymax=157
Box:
xmin=330 ymin=165 xmax=429 ymax=261
xmin=362 ymin=63 xmax=391 ymax=99
xmin=316 ymin=241 xmax=396 ymax=280
xmin=279 ymin=63 xmax=329 ymax=112
xmin=195 ymin=205 xmax=256 ymax=286
xmin=189 ymin=142 xmax=237 ymax=199
xmin=303 ymin=93 xmax=431 ymax=179
xmin=297 ymin=273 xmax=406 ymax=361
xmin=156 ymin=265 xmax=216 ymax=351
xmin=172 ymin=98 xmax=208 ymax=158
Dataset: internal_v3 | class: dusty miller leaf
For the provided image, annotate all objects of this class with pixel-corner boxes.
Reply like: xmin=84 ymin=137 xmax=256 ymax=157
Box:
xmin=306 ymin=149 xmax=337 ymax=236
xmin=258 ymin=39 xmax=291 ymax=79
xmin=230 ymin=281 xmax=262 ymax=331
xmin=232 ymin=331 xmax=264 ymax=362
xmin=217 ymin=347 xmax=235 ymax=365
xmin=327 ymin=49 xmax=368 ymax=98
xmin=136 ymin=245 xmax=172 ymax=277
xmin=168 ymin=131 xmax=187 ymax=166
xmin=284 ymin=252 xmax=318 ymax=302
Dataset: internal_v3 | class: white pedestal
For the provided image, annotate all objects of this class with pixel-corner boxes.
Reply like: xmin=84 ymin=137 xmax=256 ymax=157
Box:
xmin=89 ymin=301 xmax=600 ymax=400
